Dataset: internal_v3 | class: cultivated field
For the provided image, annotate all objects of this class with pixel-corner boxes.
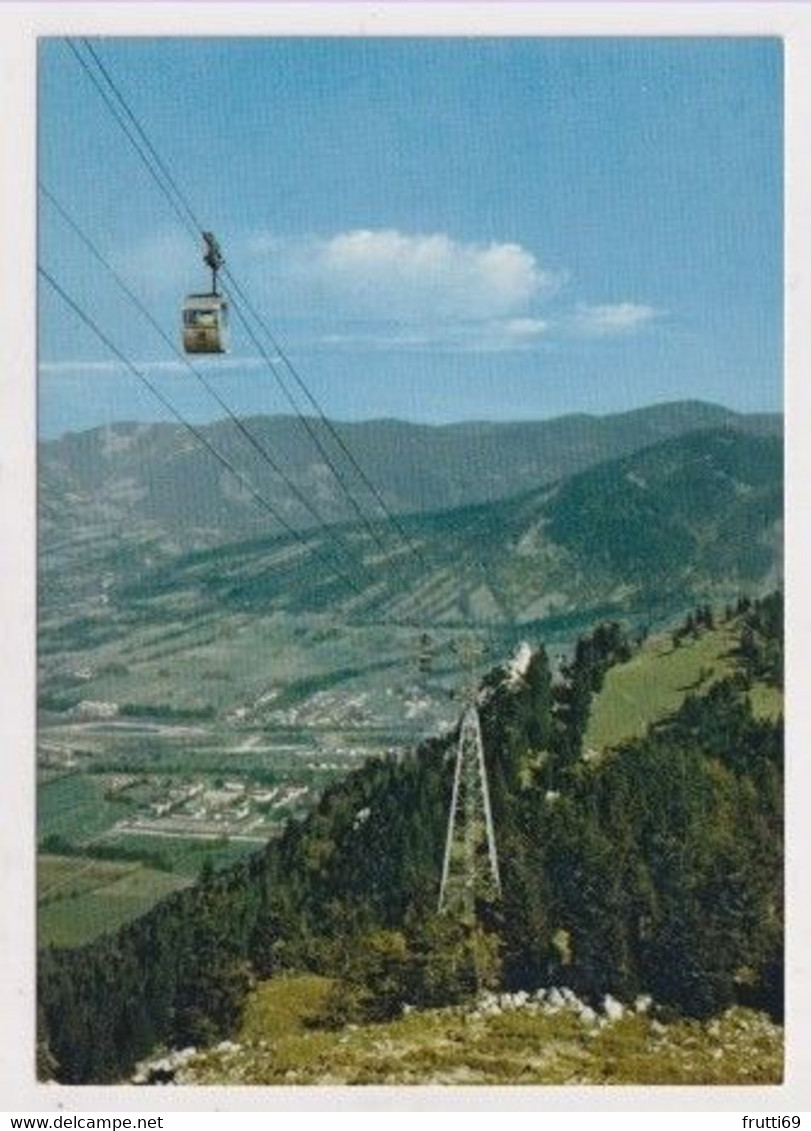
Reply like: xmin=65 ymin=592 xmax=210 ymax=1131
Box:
xmin=38 ymin=854 xmax=192 ymax=948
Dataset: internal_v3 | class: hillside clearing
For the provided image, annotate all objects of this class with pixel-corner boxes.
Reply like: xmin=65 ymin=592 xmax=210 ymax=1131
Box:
xmin=585 ymin=621 xmax=780 ymax=754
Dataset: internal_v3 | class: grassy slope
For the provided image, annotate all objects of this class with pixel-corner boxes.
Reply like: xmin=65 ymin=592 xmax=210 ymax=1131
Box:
xmin=172 ymin=975 xmax=782 ymax=1086
xmin=585 ymin=620 xmax=782 ymax=754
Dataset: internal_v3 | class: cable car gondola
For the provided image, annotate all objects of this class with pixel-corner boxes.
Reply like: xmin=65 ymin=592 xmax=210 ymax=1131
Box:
xmin=182 ymin=232 xmax=229 ymax=354
xmin=183 ymin=292 xmax=229 ymax=354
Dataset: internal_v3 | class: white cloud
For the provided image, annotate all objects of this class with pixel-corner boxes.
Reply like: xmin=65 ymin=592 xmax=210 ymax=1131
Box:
xmin=251 ymin=228 xmax=556 ymax=322
xmin=447 ymin=316 xmax=550 ymax=354
xmin=313 ymin=316 xmax=549 ymax=355
xmin=109 ymin=227 xmax=659 ymax=360
xmin=570 ymin=302 xmax=659 ymax=336
xmin=499 ymin=316 xmax=550 ymax=341
xmin=39 ymin=359 xmax=125 ymax=376
xmin=39 ymin=356 xmax=270 ymax=377
xmin=247 ymin=229 xmax=660 ymax=350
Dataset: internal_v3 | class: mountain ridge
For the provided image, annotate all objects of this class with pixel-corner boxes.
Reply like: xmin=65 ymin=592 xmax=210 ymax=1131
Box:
xmin=39 ymin=400 xmax=781 ymax=553
xmin=39 ymin=427 xmax=782 ymax=728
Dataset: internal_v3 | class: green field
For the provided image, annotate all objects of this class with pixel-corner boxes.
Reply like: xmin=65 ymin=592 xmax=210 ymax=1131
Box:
xmin=108 ymin=833 xmax=262 ymax=876
xmin=585 ymin=621 xmax=781 ymax=754
xmin=37 ymin=773 xmax=134 ymax=845
xmin=38 ymin=853 xmax=191 ymax=948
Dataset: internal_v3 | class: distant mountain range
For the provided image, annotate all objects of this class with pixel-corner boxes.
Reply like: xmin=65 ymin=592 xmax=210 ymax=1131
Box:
xmin=108 ymin=425 xmax=781 ymax=629
xmin=38 ymin=403 xmax=782 ymax=727
xmin=39 ymin=400 xmax=781 ymax=554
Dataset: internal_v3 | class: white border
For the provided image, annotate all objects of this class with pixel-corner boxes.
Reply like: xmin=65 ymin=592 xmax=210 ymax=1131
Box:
xmin=2 ymin=1 xmax=809 ymax=1114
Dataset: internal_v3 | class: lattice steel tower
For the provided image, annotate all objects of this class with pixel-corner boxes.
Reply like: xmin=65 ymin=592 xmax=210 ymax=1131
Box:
xmin=438 ymin=638 xmax=501 ymax=918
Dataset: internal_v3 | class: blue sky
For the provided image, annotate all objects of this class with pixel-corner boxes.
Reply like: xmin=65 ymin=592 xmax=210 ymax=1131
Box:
xmin=38 ymin=37 xmax=782 ymax=437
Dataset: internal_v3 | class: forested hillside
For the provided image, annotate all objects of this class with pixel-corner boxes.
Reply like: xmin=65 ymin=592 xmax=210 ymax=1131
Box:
xmin=38 ymin=594 xmax=783 ymax=1084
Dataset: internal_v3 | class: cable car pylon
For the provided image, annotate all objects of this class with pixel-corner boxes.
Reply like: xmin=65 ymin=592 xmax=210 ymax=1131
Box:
xmin=438 ymin=636 xmax=501 ymax=919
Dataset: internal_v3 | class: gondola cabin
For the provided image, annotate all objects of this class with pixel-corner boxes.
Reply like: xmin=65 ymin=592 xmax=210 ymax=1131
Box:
xmin=182 ymin=293 xmax=229 ymax=354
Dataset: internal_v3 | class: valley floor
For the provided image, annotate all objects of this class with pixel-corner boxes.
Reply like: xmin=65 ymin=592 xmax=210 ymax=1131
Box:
xmin=138 ymin=975 xmax=783 ymax=1087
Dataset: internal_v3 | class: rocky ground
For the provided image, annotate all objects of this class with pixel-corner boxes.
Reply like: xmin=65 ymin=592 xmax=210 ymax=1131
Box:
xmin=132 ymin=976 xmax=783 ymax=1087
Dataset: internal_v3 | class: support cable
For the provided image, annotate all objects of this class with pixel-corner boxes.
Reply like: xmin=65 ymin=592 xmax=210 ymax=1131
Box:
xmin=39 ymin=263 xmax=369 ymax=604
xmin=65 ymin=38 xmax=201 ymax=242
xmin=222 ymin=267 xmax=432 ymax=572
xmin=66 ymin=36 xmax=428 ymax=580
xmin=64 ymin=35 xmax=516 ymax=691
xmin=224 ymin=295 xmax=401 ymax=562
xmin=40 ymin=181 xmax=383 ymax=591
xmin=57 ymin=40 xmax=519 ymax=910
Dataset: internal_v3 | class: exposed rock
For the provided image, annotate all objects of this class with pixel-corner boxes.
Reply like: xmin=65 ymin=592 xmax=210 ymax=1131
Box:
xmin=602 ymin=994 xmax=625 ymax=1022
